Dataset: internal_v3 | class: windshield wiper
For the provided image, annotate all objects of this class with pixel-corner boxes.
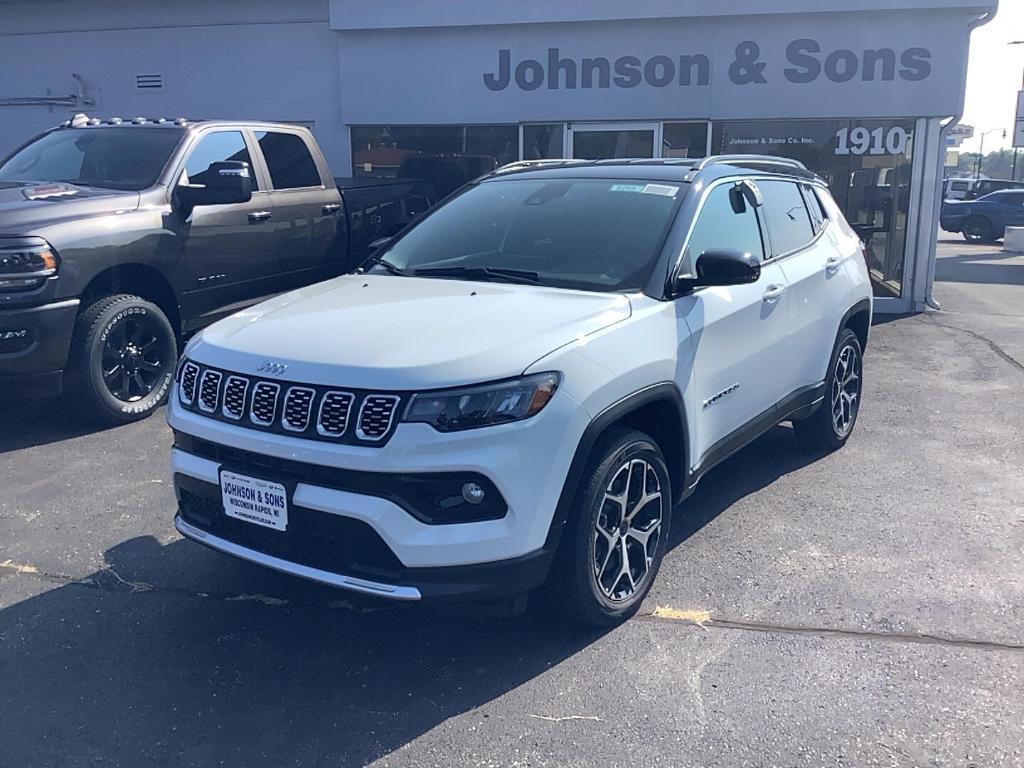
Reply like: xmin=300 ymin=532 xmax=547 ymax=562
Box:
xmin=411 ymin=266 xmax=542 ymax=285
xmin=363 ymin=256 xmax=411 ymax=277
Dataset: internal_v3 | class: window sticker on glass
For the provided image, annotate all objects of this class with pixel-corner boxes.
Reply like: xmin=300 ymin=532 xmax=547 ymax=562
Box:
xmin=641 ymin=184 xmax=679 ymax=198
xmin=609 ymin=184 xmax=646 ymax=193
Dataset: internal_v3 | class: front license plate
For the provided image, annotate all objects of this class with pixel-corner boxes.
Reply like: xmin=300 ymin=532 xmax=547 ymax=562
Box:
xmin=220 ymin=470 xmax=288 ymax=531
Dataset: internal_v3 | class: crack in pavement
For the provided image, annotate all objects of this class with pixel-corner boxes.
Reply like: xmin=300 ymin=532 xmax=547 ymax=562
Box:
xmin=917 ymin=314 xmax=1024 ymax=375
xmin=4 ymin=563 xmax=1022 ymax=653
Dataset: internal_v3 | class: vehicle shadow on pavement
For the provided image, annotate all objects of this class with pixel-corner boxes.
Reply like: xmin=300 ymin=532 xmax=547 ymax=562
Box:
xmin=668 ymin=424 xmax=819 ymax=548
xmin=933 ymin=249 xmax=1024 ymax=286
xmin=0 ymin=534 xmax=606 ymax=767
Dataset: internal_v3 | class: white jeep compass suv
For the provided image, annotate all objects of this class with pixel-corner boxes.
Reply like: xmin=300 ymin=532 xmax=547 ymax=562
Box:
xmin=168 ymin=155 xmax=872 ymax=625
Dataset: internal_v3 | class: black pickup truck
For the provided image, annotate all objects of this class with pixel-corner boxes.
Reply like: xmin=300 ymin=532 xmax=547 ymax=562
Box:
xmin=0 ymin=116 xmax=433 ymax=422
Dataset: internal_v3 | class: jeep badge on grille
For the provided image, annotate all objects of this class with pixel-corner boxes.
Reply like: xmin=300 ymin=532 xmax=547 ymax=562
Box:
xmin=257 ymin=361 xmax=288 ymax=376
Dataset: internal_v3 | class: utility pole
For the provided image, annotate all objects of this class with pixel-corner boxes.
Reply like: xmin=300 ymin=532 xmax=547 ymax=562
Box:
xmin=1012 ymin=42 xmax=1023 ymax=181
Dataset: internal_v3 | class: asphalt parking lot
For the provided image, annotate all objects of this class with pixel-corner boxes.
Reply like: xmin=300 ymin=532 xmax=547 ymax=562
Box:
xmin=2 ymin=239 xmax=1023 ymax=768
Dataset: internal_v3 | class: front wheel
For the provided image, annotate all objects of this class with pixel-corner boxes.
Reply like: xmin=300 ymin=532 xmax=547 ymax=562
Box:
xmin=549 ymin=428 xmax=671 ymax=626
xmin=793 ymin=327 xmax=863 ymax=452
xmin=69 ymin=294 xmax=177 ymax=425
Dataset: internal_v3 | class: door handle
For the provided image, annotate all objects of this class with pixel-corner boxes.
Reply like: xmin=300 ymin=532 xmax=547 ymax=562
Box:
xmin=762 ymin=284 xmax=786 ymax=302
xmin=247 ymin=211 xmax=272 ymax=224
xmin=322 ymin=203 xmax=342 ymax=215
xmin=825 ymin=256 xmax=844 ymax=273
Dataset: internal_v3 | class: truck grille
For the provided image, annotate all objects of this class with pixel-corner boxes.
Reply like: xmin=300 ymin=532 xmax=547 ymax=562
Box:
xmin=176 ymin=362 xmax=403 ymax=446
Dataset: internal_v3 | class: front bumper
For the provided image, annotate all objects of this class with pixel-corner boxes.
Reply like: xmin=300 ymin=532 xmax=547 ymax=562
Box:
xmin=168 ymin=385 xmax=590 ymax=600
xmin=0 ymin=298 xmax=79 ymax=398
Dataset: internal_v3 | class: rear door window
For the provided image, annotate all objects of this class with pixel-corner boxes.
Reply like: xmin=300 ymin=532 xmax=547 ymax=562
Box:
xmin=800 ymin=184 xmax=828 ymax=233
xmin=254 ymin=131 xmax=321 ymax=190
xmin=758 ymin=180 xmax=815 ymax=257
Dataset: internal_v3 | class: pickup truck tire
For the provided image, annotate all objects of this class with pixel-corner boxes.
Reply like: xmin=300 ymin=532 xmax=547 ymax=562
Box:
xmin=793 ymin=327 xmax=863 ymax=452
xmin=550 ymin=428 xmax=671 ymax=626
xmin=68 ymin=294 xmax=177 ymax=424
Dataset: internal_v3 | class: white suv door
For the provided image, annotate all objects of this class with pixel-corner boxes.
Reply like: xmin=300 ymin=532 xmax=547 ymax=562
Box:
xmin=760 ymin=180 xmax=850 ymax=392
xmin=675 ymin=181 xmax=791 ymax=470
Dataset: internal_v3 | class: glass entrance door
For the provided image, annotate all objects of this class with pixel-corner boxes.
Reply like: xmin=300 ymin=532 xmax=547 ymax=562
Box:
xmin=568 ymin=122 xmax=659 ymax=160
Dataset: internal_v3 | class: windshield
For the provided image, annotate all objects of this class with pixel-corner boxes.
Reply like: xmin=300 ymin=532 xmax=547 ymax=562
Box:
xmin=375 ymin=177 xmax=686 ymax=291
xmin=0 ymin=128 xmax=184 ymax=191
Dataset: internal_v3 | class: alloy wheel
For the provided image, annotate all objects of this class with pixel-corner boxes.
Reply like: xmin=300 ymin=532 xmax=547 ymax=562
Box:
xmin=593 ymin=458 xmax=664 ymax=603
xmin=100 ymin=316 xmax=170 ymax=402
xmin=831 ymin=342 xmax=861 ymax=437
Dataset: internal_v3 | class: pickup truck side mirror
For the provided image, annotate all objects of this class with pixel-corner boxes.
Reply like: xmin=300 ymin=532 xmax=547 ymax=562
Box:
xmin=177 ymin=161 xmax=253 ymax=209
xmin=677 ymin=249 xmax=761 ymax=293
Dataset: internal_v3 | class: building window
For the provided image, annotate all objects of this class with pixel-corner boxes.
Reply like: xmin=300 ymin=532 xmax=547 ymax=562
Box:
xmin=351 ymin=125 xmax=519 ymax=198
xmin=711 ymin=119 xmax=915 ymax=298
xmin=523 ymin=124 xmax=564 ymax=160
xmin=662 ymin=123 xmax=707 ymax=159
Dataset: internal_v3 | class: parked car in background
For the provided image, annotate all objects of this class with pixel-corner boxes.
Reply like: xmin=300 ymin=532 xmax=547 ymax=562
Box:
xmin=0 ymin=115 xmax=433 ymax=422
xmin=970 ymin=179 xmax=1024 ymax=199
xmin=940 ymin=189 xmax=1024 ymax=243
xmin=168 ymin=155 xmax=872 ymax=625
xmin=942 ymin=178 xmax=975 ymax=200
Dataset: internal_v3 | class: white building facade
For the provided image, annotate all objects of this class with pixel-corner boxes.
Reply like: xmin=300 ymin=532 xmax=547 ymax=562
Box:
xmin=1 ymin=0 xmax=998 ymax=311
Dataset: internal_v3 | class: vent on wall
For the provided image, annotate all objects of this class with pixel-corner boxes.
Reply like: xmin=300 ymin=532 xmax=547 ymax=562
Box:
xmin=135 ymin=74 xmax=165 ymax=92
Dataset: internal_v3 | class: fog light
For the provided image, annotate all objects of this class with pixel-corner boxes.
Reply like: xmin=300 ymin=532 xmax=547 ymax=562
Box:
xmin=462 ymin=482 xmax=486 ymax=505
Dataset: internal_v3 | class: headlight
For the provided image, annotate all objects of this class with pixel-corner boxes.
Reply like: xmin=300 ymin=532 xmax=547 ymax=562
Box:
xmin=403 ymin=372 xmax=560 ymax=432
xmin=0 ymin=243 xmax=59 ymax=293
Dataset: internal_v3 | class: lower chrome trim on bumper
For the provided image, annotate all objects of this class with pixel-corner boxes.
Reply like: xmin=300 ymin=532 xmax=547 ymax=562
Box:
xmin=175 ymin=515 xmax=422 ymax=601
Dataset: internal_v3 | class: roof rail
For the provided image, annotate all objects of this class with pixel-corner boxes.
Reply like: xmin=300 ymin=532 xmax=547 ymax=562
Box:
xmin=693 ymin=154 xmax=808 ymax=172
xmin=494 ymin=159 xmax=590 ymax=174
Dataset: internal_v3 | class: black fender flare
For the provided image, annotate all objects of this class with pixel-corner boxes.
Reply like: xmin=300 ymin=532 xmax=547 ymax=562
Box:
xmin=543 ymin=382 xmax=689 ymax=551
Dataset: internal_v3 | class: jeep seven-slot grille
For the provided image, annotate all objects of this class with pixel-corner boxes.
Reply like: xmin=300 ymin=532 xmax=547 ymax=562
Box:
xmin=176 ymin=363 xmax=402 ymax=446
xmin=317 ymin=391 xmax=354 ymax=437
xmin=282 ymin=387 xmax=316 ymax=432
xmin=198 ymin=370 xmax=222 ymax=413
xmin=222 ymin=376 xmax=248 ymax=420
xmin=357 ymin=396 xmax=401 ymax=441
xmin=179 ymin=361 xmax=200 ymax=404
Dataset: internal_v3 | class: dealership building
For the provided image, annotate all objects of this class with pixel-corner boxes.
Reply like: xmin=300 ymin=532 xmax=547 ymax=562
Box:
xmin=1 ymin=0 xmax=997 ymax=312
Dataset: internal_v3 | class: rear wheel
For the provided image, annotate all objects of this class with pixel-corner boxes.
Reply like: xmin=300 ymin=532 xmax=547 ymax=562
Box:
xmin=549 ymin=428 xmax=671 ymax=626
xmin=962 ymin=216 xmax=995 ymax=243
xmin=69 ymin=294 xmax=177 ymax=424
xmin=793 ymin=327 xmax=863 ymax=452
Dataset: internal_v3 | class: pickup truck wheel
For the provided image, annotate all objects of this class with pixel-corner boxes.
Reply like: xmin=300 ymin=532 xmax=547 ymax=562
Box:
xmin=550 ymin=428 xmax=671 ymax=626
xmin=962 ymin=216 xmax=995 ymax=243
xmin=793 ymin=327 xmax=863 ymax=452
xmin=69 ymin=294 xmax=177 ymax=424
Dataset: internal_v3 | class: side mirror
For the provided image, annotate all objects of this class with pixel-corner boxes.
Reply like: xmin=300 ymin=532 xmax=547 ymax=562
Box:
xmin=177 ymin=161 xmax=253 ymax=209
xmin=678 ymin=249 xmax=761 ymax=292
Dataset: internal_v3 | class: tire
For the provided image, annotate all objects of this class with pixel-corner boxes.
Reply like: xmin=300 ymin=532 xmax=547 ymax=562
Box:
xmin=793 ymin=327 xmax=863 ymax=453
xmin=962 ymin=216 xmax=995 ymax=244
xmin=548 ymin=427 xmax=672 ymax=626
xmin=68 ymin=294 xmax=177 ymax=425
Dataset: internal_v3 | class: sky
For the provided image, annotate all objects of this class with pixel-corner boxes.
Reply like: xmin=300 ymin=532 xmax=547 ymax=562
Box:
xmin=959 ymin=0 xmax=1024 ymax=153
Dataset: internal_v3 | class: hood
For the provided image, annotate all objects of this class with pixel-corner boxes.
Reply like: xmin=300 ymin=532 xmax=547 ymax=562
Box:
xmin=190 ymin=275 xmax=632 ymax=390
xmin=0 ymin=181 xmax=140 ymax=234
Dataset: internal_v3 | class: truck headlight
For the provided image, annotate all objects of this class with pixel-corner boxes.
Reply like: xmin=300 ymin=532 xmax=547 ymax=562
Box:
xmin=403 ymin=372 xmax=560 ymax=432
xmin=0 ymin=243 xmax=59 ymax=292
